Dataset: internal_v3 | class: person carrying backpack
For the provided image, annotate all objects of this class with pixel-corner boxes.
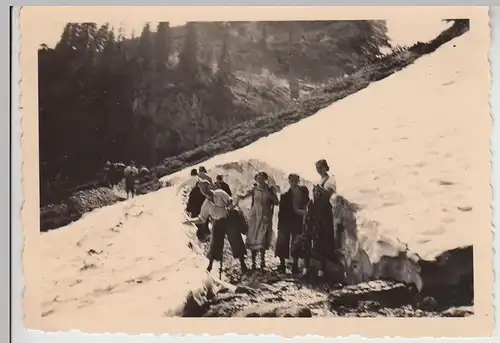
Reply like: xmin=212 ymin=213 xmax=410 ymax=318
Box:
xmin=123 ymin=160 xmax=139 ymax=199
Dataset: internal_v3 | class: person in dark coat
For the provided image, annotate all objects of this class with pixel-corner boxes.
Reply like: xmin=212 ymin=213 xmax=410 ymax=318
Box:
xmin=215 ymin=175 xmax=232 ymax=196
xmin=185 ymin=170 xmax=210 ymax=241
xmin=302 ymin=183 xmax=336 ymax=277
xmin=123 ymin=161 xmax=139 ymax=199
xmin=275 ymin=173 xmax=310 ymax=273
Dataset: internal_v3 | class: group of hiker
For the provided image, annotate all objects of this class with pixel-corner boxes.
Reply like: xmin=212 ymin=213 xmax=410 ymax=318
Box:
xmin=103 ymin=160 xmax=150 ymax=199
xmin=182 ymin=159 xmax=342 ymax=280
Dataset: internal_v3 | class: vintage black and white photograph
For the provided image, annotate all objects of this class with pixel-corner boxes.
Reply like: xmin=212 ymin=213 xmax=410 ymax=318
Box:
xmin=19 ymin=6 xmax=492 ymax=337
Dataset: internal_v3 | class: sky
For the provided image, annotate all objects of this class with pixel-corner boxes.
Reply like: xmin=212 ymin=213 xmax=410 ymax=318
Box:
xmin=39 ymin=18 xmax=451 ymax=49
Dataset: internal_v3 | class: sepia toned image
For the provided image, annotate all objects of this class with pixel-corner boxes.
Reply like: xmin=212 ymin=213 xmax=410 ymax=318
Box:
xmin=20 ymin=6 xmax=492 ymax=338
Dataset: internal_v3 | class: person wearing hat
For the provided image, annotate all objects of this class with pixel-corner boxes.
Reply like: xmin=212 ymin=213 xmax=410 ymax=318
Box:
xmin=302 ymin=159 xmax=338 ymax=278
xmin=214 ymin=175 xmax=232 ymax=196
xmin=123 ymin=160 xmax=139 ymax=199
xmin=183 ymin=180 xmax=248 ymax=275
xmin=237 ymin=171 xmax=279 ymax=270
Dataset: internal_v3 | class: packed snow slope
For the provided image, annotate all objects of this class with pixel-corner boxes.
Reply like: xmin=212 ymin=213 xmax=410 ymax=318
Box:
xmin=167 ymin=29 xmax=489 ymax=262
xmin=36 ymin=30 xmax=489 ymax=332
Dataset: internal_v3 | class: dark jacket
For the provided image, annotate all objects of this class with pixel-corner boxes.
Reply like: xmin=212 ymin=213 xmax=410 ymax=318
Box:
xmin=216 ymin=181 xmax=232 ymax=197
xmin=186 ymin=182 xmax=206 ymax=218
xmin=277 ymin=185 xmax=310 ymax=234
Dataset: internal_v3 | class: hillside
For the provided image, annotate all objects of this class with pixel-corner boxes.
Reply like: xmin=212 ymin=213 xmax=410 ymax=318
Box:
xmin=39 ymin=19 xmax=469 ymax=232
xmin=33 ymin=25 xmax=484 ymax=331
xmin=38 ymin=20 xmax=390 ymax=206
xmin=167 ymin=21 xmax=391 ymax=81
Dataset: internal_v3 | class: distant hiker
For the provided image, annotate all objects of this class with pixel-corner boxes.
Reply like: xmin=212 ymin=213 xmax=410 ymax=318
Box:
xmin=237 ymin=171 xmax=279 ymax=270
xmin=301 ymin=159 xmax=337 ymax=278
xmin=109 ymin=162 xmax=125 ymax=185
xmin=215 ymin=175 xmax=232 ymax=196
xmin=198 ymin=166 xmax=213 ymax=184
xmin=123 ymin=160 xmax=139 ymax=199
xmin=139 ymin=165 xmax=150 ymax=177
xmin=103 ymin=161 xmax=112 ymax=187
xmin=114 ymin=162 xmax=126 ymax=173
xmin=183 ymin=180 xmax=248 ymax=276
xmin=275 ymin=173 xmax=310 ymax=274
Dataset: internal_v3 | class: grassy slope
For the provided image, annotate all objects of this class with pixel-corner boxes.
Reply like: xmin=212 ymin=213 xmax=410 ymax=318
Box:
xmin=40 ymin=20 xmax=469 ymax=232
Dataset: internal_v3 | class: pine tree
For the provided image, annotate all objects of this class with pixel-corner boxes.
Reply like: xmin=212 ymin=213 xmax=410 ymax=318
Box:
xmin=155 ymin=22 xmax=172 ymax=71
xmin=259 ymin=22 xmax=268 ymax=50
xmin=177 ymin=22 xmax=203 ymax=86
xmin=212 ymin=25 xmax=234 ymax=120
xmin=55 ymin=23 xmax=74 ymax=53
xmin=287 ymin=22 xmax=300 ymax=100
xmin=137 ymin=23 xmax=154 ymax=69
xmin=215 ymin=24 xmax=233 ymax=87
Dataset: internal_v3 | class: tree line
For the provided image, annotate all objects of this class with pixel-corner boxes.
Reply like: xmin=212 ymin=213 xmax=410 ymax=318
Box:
xmin=38 ymin=21 xmax=391 ymax=205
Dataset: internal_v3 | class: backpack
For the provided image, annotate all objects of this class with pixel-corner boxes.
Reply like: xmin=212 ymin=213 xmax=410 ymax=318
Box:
xmin=228 ymin=207 xmax=249 ymax=235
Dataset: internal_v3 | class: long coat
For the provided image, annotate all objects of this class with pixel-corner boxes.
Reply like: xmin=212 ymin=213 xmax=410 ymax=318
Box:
xmin=277 ymin=185 xmax=310 ymax=235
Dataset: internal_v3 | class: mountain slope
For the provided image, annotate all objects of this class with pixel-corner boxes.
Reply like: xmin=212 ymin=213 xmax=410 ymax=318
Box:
xmin=166 ymin=29 xmax=489 ymax=261
xmin=31 ymin=28 xmax=489 ymax=332
xmin=39 ymin=20 xmax=468 ymax=232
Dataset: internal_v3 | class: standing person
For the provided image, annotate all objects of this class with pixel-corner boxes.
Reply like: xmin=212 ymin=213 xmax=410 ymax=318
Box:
xmin=185 ymin=172 xmax=211 ymax=241
xmin=275 ymin=173 xmax=310 ymax=274
xmin=112 ymin=162 xmax=126 ymax=186
xmin=302 ymin=159 xmax=337 ymax=278
xmin=237 ymin=171 xmax=279 ymax=270
xmin=215 ymin=175 xmax=232 ymax=196
xmin=183 ymin=180 xmax=248 ymax=275
xmin=139 ymin=165 xmax=150 ymax=177
xmin=123 ymin=161 xmax=139 ymax=199
xmin=198 ymin=166 xmax=213 ymax=184
xmin=103 ymin=161 xmax=112 ymax=187
xmin=177 ymin=168 xmax=199 ymax=195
